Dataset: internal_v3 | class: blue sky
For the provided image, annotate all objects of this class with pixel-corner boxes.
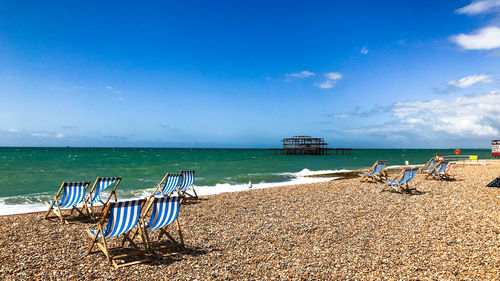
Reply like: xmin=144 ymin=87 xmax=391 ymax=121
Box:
xmin=1 ymin=0 xmax=500 ymax=148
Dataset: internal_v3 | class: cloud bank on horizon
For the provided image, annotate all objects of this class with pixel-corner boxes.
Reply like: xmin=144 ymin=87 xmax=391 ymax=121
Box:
xmin=0 ymin=1 xmax=499 ymax=148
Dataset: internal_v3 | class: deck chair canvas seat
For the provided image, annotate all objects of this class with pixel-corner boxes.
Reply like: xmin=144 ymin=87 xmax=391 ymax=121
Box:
xmin=178 ymin=170 xmax=198 ymax=198
xmin=425 ymin=161 xmax=453 ymax=180
xmin=87 ymin=177 xmax=122 ymax=212
xmin=385 ymin=167 xmax=419 ymax=192
xmin=360 ymin=161 xmax=388 ymax=182
xmin=154 ymin=173 xmax=181 ymax=196
xmin=487 ymin=177 xmax=500 ymax=187
xmin=44 ymin=181 xmax=91 ymax=223
xmin=133 ymin=196 xmax=184 ymax=253
xmin=87 ymin=199 xmax=150 ymax=269
xmin=422 ymin=158 xmax=438 ymax=173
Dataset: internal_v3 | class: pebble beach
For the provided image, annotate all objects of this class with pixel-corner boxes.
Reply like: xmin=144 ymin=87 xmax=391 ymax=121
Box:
xmin=0 ymin=161 xmax=499 ymax=280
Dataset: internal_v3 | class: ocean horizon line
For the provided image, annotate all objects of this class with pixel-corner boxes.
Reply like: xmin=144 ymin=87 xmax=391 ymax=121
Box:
xmin=0 ymin=146 xmax=491 ymax=150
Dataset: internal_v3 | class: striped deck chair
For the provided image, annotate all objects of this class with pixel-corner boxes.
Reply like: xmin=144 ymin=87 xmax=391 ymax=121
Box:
xmin=426 ymin=161 xmax=454 ymax=180
xmin=44 ymin=181 xmax=91 ymax=223
xmin=131 ymin=196 xmax=184 ymax=253
xmin=360 ymin=160 xmax=388 ymax=182
xmin=422 ymin=158 xmax=438 ymax=174
xmin=178 ymin=170 xmax=197 ymax=198
xmin=153 ymin=173 xmax=181 ymax=196
xmin=86 ymin=177 xmax=122 ymax=212
xmin=87 ymin=199 xmax=150 ymax=268
xmin=385 ymin=167 xmax=419 ymax=192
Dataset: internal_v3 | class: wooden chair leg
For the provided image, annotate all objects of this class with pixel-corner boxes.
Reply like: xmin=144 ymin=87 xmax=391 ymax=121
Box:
xmin=176 ymin=219 xmax=184 ymax=246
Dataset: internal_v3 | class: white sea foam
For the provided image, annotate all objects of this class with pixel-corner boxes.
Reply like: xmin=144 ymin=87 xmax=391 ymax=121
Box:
xmin=0 ymin=168 xmax=341 ymax=216
xmin=0 ymin=201 xmax=48 ymax=216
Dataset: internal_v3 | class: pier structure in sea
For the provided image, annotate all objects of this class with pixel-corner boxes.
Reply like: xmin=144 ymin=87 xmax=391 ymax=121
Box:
xmin=280 ymin=136 xmax=325 ymax=155
xmin=281 ymin=136 xmax=351 ymax=155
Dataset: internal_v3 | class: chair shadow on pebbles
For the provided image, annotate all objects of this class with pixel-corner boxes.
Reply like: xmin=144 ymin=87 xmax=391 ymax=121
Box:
xmin=382 ymin=187 xmax=426 ymax=195
xmin=148 ymin=246 xmax=213 ymax=266
xmin=180 ymin=198 xmax=208 ymax=205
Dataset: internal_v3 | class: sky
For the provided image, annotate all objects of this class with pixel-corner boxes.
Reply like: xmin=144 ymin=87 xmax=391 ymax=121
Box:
xmin=0 ymin=0 xmax=499 ymax=148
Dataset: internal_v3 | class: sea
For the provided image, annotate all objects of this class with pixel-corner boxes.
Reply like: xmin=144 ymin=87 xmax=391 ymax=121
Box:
xmin=0 ymin=147 xmax=492 ymax=215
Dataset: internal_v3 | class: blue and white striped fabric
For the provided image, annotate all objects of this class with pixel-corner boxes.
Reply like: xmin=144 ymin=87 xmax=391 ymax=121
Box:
xmin=90 ymin=177 xmax=119 ymax=204
xmin=90 ymin=199 xmax=143 ymax=238
xmin=146 ymin=196 xmax=181 ymax=230
xmin=385 ymin=168 xmax=419 ymax=186
xmin=362 ymin=161 xmax=387 ymax=177
xmin=423 ymin=158 xmax=438 ymax=173
xmin=53 ymin=182 xmax=87 ymax=208
xmin=160 ymin=175 xmax=180 ymax=195
xmin=433 ymin=161 xmax=448 ymax=175
xmin=179 ymin=170 xmax=195 ymax=192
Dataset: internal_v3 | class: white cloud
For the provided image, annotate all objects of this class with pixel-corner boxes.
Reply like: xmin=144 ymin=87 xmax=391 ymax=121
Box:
xmin=106 ymin=85 xmax=123 ymax=97
xmin=346 ymin=91 xmax=500 ymax=138
xmin=456 ymin=0 xmax=500 ymax=15
xmin=31 ymin=132 xmax=49 ymax=137
xmin=360 ymin=46 xmax=369 ymax=55
xmin=451 ymin=26 xmax=500 ymax=50
xmin=285 ymin=70 xmax=315 ymax=82
xmin=448 ymin=74 xmax=493 ymax=88
xmin=324 ymin=72 xmax=342 ymax=80
xmin=316 ymin=81 xmax=335 ymax=89
xmin=333 ymin=114 xmax=349 ymax=118
xmin=31 ymin=131 xmax=65 ymax=138
xmin=7 ymin=129 xmax=18 ymax=133
xmin=315 ymin=72 xmax=343 ymax=89
xmin=392 ymin=92 xmax=500 ymax=136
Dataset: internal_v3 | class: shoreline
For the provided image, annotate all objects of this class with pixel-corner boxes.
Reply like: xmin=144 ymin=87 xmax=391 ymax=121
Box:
xmin=0 ymin=159 xmax=495 ymax=216
xmin=0 ymin=161 xmax=498 ymax=279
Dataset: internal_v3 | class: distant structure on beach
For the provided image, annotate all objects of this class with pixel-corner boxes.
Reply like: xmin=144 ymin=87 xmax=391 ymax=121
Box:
xmin=492 ymin=140 xmax=500 ymax=158
xmin=281 ymin=136 xmax=351 ymax=155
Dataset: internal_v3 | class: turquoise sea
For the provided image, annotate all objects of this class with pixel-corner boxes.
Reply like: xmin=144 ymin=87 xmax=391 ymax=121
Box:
xmin=0 ymin=147 xmax=492 ymax=214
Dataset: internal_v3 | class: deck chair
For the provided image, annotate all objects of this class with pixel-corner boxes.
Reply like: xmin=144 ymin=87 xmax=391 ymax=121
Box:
xmin=425 ymin=160 xmax=453 ymax=180
xmin=86 ymin=177 xmax=122 ymax=212
xmin=87 ymin=199 xmax=150 ymax=269
xmin=178 ymin=170 xmax=198 ymax=198
xmin=422 ymin=158 xmax=438 ymax=173
xmin=154 ymin=173 xmax=181 ymax=196
xmin=360 ymin=160 xmax=388 ymax=182
xmin=486 ymin=177 xmax=500 ymax=187
xmin=44 ymin=181 xmax=91 ymax=223
xmin=385 ymin=167 xmax=419 ymax=192
xmin=131 ymin=196 xmax=184 ymax=254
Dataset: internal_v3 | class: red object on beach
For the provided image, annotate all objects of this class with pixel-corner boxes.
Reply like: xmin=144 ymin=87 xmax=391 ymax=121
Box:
xmin=439 ymin=157 xmax=445 ymax=161
xmin=455 ymin=149 xmax=461 ymax=155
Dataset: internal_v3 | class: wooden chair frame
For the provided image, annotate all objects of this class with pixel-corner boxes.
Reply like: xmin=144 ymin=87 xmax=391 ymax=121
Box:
xmin=128 ymin=189 xmax=185 ymax=254
xmin=44 ymin=181 xmax=91 ymax=223
xmin=386 ymin=168 xmax=419 ymax=192
xmin=425 ymin=161 xmax=454 ymax=180
xmin=178 ymin=170 xmax=198 ymax=199
xmin=155 ymin=173 xmax=182 ymax=196
xmin=360 ymin=161 xmax=388 ymax=182
xmin=421 ymin=158 xmax=439 ymax=174
xmin=86 ymin=177 xmax=122 ymax=214
xmin=86 ymin=199 xmax=151 ymax=269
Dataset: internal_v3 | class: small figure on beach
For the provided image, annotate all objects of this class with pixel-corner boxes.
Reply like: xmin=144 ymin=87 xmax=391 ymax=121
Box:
xmin=248 ymin=181 xmax=252 ymax=189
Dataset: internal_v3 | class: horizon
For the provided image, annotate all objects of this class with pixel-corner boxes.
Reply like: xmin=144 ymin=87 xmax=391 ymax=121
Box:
xmin=1 ymin=1 xmax=500 ymax=148
xmin=0 ymin=146 xmax=492 ymax=150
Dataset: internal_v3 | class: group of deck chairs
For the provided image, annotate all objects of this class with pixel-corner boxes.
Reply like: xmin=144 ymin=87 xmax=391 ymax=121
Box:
xmin=360 ymin=158 xmax=454 ymax=192
xmin=43 ymin=170 xmax=197 ymax=268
